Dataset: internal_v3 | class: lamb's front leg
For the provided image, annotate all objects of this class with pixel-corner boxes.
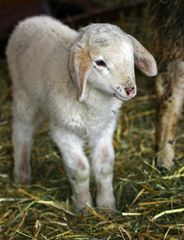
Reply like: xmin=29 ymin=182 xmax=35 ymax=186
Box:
xmin=91 ymin=136 xmax=115 ymax=210
xmin=51 ymin=128 xmax=92 ymax=211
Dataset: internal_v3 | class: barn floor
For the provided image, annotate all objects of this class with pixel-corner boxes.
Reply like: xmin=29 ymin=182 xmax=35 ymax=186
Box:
xmin=0 ymin=16 xmax=184 ymax=240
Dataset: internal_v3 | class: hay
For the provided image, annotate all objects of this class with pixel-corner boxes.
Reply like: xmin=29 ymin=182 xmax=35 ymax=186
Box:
xmin=0 ymin=47 xmax=184 ymax=239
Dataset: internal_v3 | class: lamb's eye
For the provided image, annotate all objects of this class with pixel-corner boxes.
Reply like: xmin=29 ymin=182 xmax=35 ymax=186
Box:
xmin=95 ymin=60 xmax=106 ymax=67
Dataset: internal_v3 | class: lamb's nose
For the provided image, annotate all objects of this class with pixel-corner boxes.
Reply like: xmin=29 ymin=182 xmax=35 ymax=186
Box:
xmin=125 ymin=87 xmax=135 ymax=97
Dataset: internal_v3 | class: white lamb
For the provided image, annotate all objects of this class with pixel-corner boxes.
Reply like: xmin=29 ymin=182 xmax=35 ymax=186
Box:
xmin=6 ymin=16 xmax=157 ymax=211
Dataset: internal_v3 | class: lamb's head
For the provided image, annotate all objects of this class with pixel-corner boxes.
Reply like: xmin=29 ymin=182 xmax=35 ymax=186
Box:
xmin=70 ymin=24 xmax=157 ymax=102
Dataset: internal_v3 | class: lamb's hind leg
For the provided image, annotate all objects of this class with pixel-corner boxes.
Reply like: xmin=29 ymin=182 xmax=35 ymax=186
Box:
xmin=13 ymin=90 xmax=41 ymax=184
xmin=156 ymin=60 xmax=184 ymax=170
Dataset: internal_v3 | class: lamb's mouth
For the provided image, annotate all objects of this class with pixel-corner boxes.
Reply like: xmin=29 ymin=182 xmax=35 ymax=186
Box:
xmin=113 ymin=91 xmax=130 ymax=101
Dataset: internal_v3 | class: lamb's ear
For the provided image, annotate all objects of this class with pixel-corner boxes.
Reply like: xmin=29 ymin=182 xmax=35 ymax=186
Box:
xmin=70 ymin=44 xmax=91 ymax=102
xmin=128 ymin=35 xmax=158 ymax=77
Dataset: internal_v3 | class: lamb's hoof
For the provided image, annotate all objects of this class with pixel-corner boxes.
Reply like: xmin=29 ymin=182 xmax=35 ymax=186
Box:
xmin=96 ymin=206 xmax=118 ymax=218
xmin=157 ymin=165 xmax=169 ymax=175
xmin=73 ymin=196 xmax=93 ymax=213
xmin=155 ymin=155 xmax=175 ymax=174
xmin=75 ymin=205 xmax=93 ymax=215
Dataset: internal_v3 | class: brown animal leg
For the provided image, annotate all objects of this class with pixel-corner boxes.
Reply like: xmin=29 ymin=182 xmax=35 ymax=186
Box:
xmin=156 ymin=60 xmax=184 ymax=170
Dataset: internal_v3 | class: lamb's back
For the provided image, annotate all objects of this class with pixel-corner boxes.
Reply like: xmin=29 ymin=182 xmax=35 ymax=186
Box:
xmin=6 ymin=16 xmax=78 ymax=99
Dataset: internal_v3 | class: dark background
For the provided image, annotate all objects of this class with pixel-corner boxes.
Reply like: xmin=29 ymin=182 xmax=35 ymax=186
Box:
xmin=0 ymin=0 xmax=148 ymax=55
